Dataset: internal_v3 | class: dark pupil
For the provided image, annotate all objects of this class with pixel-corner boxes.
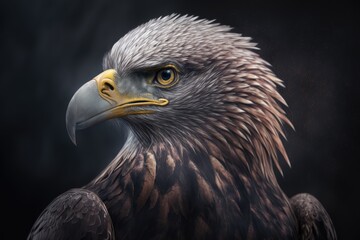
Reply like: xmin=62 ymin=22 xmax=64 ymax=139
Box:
xmin=161 ymin=69 xmax=172 ymax=81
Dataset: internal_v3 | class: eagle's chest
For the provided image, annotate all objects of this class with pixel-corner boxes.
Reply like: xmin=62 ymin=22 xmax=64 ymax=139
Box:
xmin=94 ymin=150 xmax=297 ymax=239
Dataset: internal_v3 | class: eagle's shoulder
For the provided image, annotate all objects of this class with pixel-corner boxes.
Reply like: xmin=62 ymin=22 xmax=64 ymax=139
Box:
xmin=291 ymin=193 xmax=337 ymax=240
xmin=28 ymin=188 xmax=114 ymax=240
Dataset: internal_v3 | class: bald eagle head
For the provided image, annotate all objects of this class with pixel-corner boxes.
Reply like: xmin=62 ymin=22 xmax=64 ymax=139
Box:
xmin=66 ymin=15 xmax=292 ymax=177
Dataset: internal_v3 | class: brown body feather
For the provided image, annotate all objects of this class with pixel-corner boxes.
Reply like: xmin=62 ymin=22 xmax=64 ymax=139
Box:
xmin=86 ymin=135 xmax=297 ymax=239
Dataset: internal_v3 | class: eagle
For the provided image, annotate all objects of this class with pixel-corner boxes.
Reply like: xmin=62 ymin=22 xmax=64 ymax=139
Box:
xmin=28 ymin=15 xmax=336 ymax=240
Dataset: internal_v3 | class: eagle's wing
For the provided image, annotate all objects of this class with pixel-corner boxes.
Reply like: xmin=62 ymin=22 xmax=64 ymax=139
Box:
xmin=27 ymin=188 xmax=114 ymax=240
xmin=290 ymin=193 xmax=337 ymax=240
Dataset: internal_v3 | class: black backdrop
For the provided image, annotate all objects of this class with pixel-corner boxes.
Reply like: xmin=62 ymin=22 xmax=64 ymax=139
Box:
xmin=1 ymin=0 xmax=358 ymax=239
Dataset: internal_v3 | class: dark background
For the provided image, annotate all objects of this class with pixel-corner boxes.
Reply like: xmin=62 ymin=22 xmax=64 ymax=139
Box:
xmin=1 ymin=0 xmax=358 ymax=239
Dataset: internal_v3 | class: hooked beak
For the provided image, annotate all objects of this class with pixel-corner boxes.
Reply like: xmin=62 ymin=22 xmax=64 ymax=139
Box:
xmin=66 ymin=69 xmax=168 ymax=145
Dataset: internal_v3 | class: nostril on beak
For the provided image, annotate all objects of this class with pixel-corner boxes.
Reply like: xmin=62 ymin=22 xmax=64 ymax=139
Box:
xmin=98 ymin=79 xmax=120 ymax=104
xmin=93 ymin=69 xmax=119 ymax=104
xmin=104 ymin=82 xmax=114 ymax=91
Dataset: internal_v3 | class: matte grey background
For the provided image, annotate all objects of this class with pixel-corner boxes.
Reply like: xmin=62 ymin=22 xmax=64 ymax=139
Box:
xmin=1 ymin=0 xmax=358 ymax=239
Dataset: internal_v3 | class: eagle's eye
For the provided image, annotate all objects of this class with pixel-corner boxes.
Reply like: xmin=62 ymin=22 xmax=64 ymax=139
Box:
xmin=155 ymin=67 xmax=178 ymax=88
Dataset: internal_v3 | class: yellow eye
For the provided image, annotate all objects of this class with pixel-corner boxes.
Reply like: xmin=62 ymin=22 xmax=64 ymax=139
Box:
xmin=156 ymin=68 xmax=177 ymax=87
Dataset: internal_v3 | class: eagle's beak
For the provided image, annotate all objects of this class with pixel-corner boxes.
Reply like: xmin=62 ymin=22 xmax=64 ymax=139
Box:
xmin=66 ymin=69 xmax=168 ymax=145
